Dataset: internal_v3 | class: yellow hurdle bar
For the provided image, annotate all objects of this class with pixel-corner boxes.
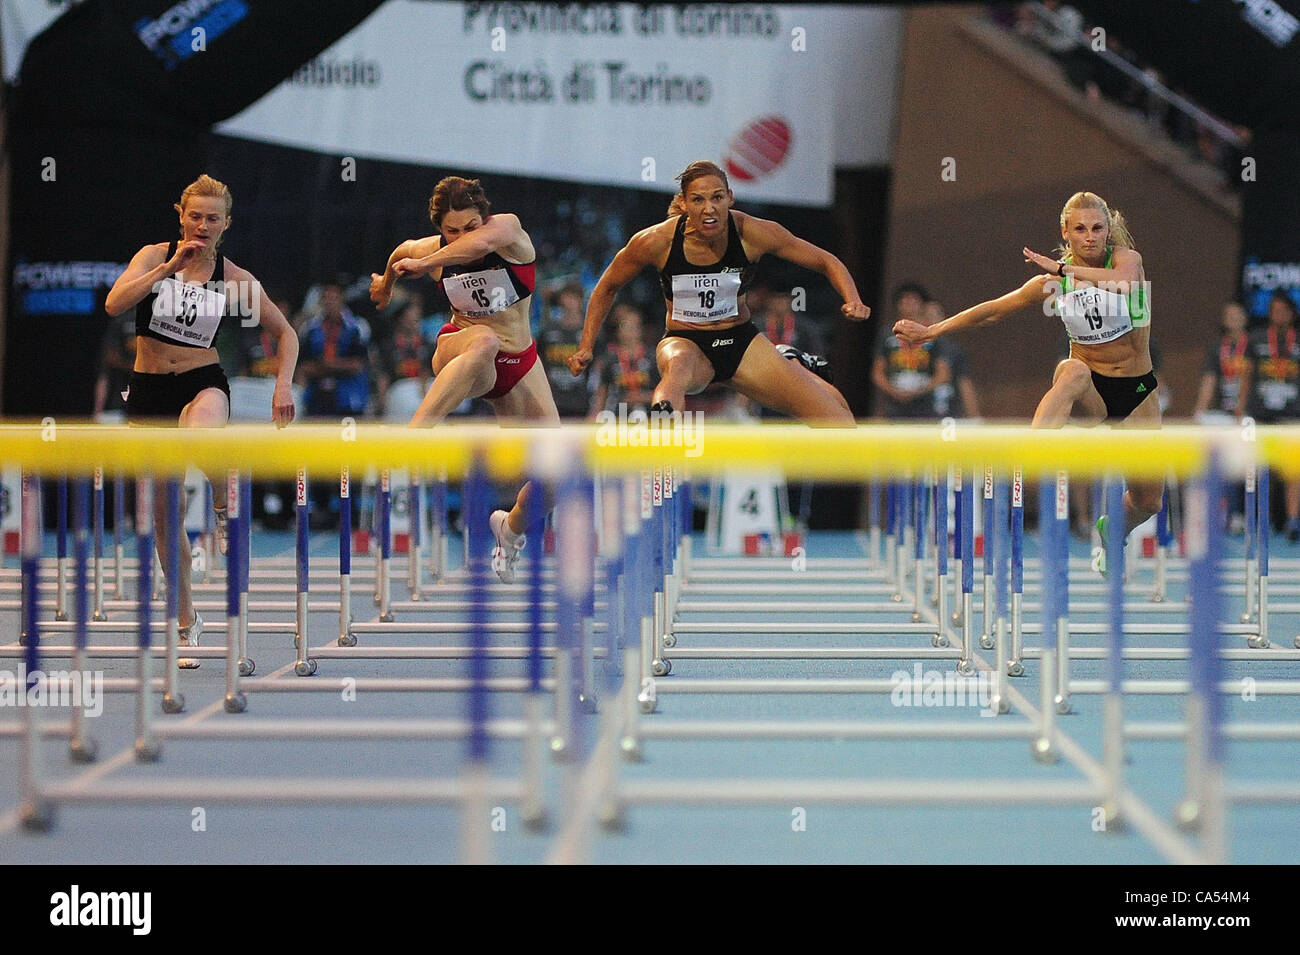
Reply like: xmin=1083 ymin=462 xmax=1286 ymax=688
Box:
xmin=0 ymin=422 xmax=1297 ymax=481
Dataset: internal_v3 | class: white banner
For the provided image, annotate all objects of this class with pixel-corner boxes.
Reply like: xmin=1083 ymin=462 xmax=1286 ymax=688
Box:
xmin=2 ymin=0 xmax=69 ymax=82
xmin=216 ymin=2 xmax=901 ymax=206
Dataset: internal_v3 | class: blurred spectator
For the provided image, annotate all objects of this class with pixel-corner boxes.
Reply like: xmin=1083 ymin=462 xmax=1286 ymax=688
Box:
xmin=1017 ymin=1 xmax=1096 ymax=95
xmin=297 ymin=279 xmax=372 ymax=419
xmin=924 ymin=300 xmax=980 ymax=419
xmin=537 ymin=281 xmax=591 ymax=419
xmin=872 ymin=283 xmax=952 ymax=419
xmin=1194 ymin=302 xmax=1249 ymax=532
xmin=376 ymin=299 xmax=433 ymax=420
xmin=1240 ymin=292 xmax=1300 ymax=539
xmin=591 ymin=304 xmax=657 ymax=416
xmin=93 ymin=311 xmax=137 ymax=422
xmin=1194 ymin=302 xmax=1250 ymax=422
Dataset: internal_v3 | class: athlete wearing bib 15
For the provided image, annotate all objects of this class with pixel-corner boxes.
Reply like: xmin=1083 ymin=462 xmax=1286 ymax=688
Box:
xmin=438 ymin=250 xmax=538 ymax=398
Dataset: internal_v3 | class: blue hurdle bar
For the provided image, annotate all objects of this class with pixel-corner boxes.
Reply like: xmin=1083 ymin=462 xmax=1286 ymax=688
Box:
xmin=136 ymin=477 xmax=166 ymax=749
xmin=55 ymin=477 xmax=68 ymax=622
xmin=990 ymin=473 xmax=1010 ymax=713
xmin=338 ymin=468 xmax=355 ymax=647
xmin=981 ymin=466 xmax=995 ymax=651
xmin=1255 ymin=468 xmax=1271 ymax=649
xmin=69 ymin=479 xmax=96 ymax=762
xmin=1103 ymin=474 xmax=1127 ymax=828
xmin=1010 ymin=468 xmax=1025 ymax=675
xmin=1034 ymin=474 xmax=1060 ymax=763
xmin=223 ymin=471 xmax=246 ymax=713
xmin=19 ymin=473 xmax=51 ymax=830
xmin=958 ymin=469 xmax=975 ymax=670
xmin=92 ymin=467 xmax=106 ymax=622
xmin=293 ymin=468 xmax=315 ymax=675
xmin=1054 ymin=471 xmax=1071 ymax=715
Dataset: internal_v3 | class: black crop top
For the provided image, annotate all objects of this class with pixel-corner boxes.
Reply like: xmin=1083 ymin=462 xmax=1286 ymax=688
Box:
xmin=657 ymin=213 xmax=757 ymax=303
xmin=134 ymin=240 xmax=234 ymax=349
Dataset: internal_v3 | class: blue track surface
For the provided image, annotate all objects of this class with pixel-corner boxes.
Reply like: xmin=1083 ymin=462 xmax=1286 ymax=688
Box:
xmin=1 ymin=527 xmax=1298 ymax=864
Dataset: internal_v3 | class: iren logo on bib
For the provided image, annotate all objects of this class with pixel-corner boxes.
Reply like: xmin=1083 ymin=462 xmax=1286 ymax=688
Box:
xmin=49 ymin=885 xmax=151 ymax=935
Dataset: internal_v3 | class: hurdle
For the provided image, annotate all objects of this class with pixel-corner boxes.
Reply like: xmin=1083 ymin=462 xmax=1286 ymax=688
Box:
xmin=5 ymin=422 xmax=1300 ymax=866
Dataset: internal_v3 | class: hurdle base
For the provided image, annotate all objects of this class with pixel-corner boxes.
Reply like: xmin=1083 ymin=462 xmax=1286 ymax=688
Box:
xmin=577 ymin=691 xmax=598 ymax=714
xmin=1174 ymin=798 xmax=1201 ymax=831
xmin=239 ymin=658 xmax=256 ymax=677
xmin=134 ymin=739 xmax=162 ymax=763
xmin=20 ymin=800 xmax=55 ymax=833
xmin=223 ymin=692 xmax=247 ymax=714
xmin=68 ymin=737 xmax=98 ymax=763
xmin=161 ymin=693 xmax=185 ymax=715
xmin=1031 ymin=736 xmax=1057 ymax=764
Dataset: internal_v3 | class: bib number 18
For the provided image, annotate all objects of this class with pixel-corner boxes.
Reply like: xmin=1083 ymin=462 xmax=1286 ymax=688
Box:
xmin=697 ymin=290 xmax=715 ymax=309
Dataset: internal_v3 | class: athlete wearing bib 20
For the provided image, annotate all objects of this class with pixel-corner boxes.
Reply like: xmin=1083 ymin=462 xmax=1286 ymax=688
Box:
xmin=892 ymin=191 xmax=1163 ymax=546
xmin=569 ymin=160 xmax=869 ymax=425
xmin=368 ymin=176 xmax=560 ymax=584
xmin=104 ymin=173 xmax=298 ymax=665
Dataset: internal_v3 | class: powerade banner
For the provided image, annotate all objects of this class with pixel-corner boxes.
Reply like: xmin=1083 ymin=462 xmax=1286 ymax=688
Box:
xmin=4 ymin=0 xmax=384 ymax=416
xmin=214 ymin=2 xmax=903 ymax=206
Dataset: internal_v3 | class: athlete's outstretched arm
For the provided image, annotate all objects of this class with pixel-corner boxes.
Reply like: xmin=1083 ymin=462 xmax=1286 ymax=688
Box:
xmin=568 ymin=228 xmax=662 ymax=377
xmin=1024 ymin=246 xmax=1143 ymax=288
xmin=894 ymin=276 xmax=1052 ymax=344
xmin=745 ymin=216 xmax=870 ymax=321
xmin=394 ymin=214 xmax=529 ymax=278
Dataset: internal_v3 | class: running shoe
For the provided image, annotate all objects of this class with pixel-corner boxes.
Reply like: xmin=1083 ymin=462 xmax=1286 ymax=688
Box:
xmin=776 ymin=344 xmax=834 ymax=384
xmin=178 ymin=611 xmax=203 ymax=669
xmin=490 ymin=510 xmax=526 ymax=584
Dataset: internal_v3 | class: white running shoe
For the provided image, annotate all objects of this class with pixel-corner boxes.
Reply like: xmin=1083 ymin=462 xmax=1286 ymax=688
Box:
xmin=489 ymin=510 xmax=525 ymax=584
xmin=178 ymin=611 xmax=203 ymax=669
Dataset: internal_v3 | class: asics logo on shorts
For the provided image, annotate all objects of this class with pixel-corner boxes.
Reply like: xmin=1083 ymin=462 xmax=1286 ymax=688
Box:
xmin=498 ymin=357 xmax=521 ymax=364
xmin=711 ymin=338 xmax=734 ymax=347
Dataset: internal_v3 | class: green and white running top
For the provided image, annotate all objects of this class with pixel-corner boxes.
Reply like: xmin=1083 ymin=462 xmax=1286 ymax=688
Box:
xmin=1055 ymin=248 xmax=1150 ymax=346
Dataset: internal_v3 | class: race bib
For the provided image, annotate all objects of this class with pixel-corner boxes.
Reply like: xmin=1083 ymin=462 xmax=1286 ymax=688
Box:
xmin=150 ymin=277 xmax=226 ymax=348
xmin=670 ymin=271 xmax=742 ymax=325
xmin=442 ymin=267 xmax=520 ymax=318
xmin=1057 ymin=286 xmax=1132 ymax=345
xmin=893 ymin=370 xmax=929 ymax=392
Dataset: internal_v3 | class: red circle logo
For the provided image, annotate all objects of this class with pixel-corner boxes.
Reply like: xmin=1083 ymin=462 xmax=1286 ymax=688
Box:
xmin=724 ymin=116 xmax=792 ymax=182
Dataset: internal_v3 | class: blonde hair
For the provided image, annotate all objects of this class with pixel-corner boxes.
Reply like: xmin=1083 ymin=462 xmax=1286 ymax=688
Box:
xmin=1056 ymin=191 xmax=1134 ymax=260
xmin=174 ymin=174 xmax=232 ymax=248
xmin=667 ymin=160 xmax=731 ymax=217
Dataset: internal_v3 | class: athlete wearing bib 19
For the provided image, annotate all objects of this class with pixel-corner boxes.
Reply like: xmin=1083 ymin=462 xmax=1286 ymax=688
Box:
xmin=105 ymin=174 xmax=299 ymax=666
xmin=369 ymin=176 xmax=559 ymax=583
xmin=567 ymin=161 xmax=869 ymax=424
xmin=892 ymin=191 xmax=1162 ymax=567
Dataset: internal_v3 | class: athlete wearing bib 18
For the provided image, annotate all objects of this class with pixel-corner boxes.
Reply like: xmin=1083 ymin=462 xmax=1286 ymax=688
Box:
xmin=567 ymin=160 xmax=869 ymax=424
xmin=369 ymin=176 xmax=559 ymax=583
xmin=105 ymin=173 xmax=299 ymax=666
xmin=892 ymin=191 xmax=1162 ymax=568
